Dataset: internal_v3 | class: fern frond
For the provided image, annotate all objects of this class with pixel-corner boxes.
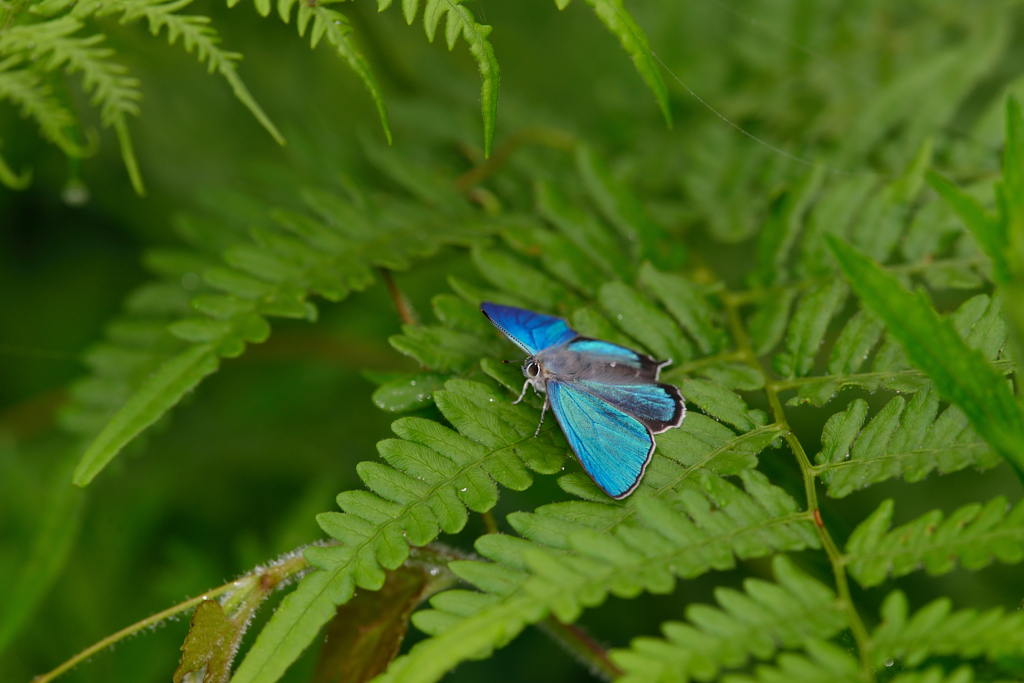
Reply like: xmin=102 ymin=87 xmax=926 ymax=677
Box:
xmin=843 ymin=496 xmax=1024 ymax=588
xmin=310 ymin=7 xmax=391 ymax=145
xmin=83 ymin=0 xmax=285 ymax=144
xmin=56 ymin=247 xmax=206 ymax=435
xmin=229 ymin=378 xmax=570 ymax=683
xmin=610 ymin=555 xmax=846 ymax=683
xmin=0 ymin=138 xmax=31 ymax=188
xmin=717 ymin=640 xmax=862 ymax=683
xmin=832 ymin=9 xmax=1006 ymax=168
xmin=786 ymin=255 xmax=1008 ymax=408
xmin=219 ymin=0 xmax=390 ymax=143
xmin=638 ymin=263 xmax=729 ymax=356
xmin=813 ymin=388 xmax=1000 ymax=498
xmin=390 ymin=322 xmax=502 ymax=373
xmin=754 ymin=168 xmax=826 ymax=288
xmin=316 ymin=0 xmax=503 ymax=155
xmin=534 ymin=178 xmax=635 ymax=282
xmin=360 ymin=133 xmax=470 ymax=215
xmin=379 ymin=469 xmax=816 ymax=683
xmin=871 ymin=590 xmax=1024 ymax=669
xmin=721 ymin=646 xmax=990 ymax=683
xmin=827 ymin=235 xmax=1024 ymax=475
xmin=679 ymin=126 xmax=777 ymax=244
xmin=887 ymin=666 xmax=994 ymax=683
xmin=757 ymin=136 xmax=927 ymax=296
xmin=386 ymin=0 xmax=498 ymax=157
xmin=387 ymin=149 xmax=716 ymax=384
xmin=500 ymin=218 xmax=609 ymax=300
xmin=772 ymin=280 xmax=847 ymax=378
xmin=847 ymin=139 xmax=933 ymax=263
xmin=0 ymin=56 xmax=85 ymax=156
xmin=270 ymin=277 xmax=778 ymax=683
xmin=574 ymin=142 xmax=683 ymax=270
xmin=744 ymin=137 xmax=986 ymax=380
xmin=0 ymin=17 xmax=145 ymax=191
xmin=4 ymin=18 xmax=141 ymax=121
xmin=555 ymin=1 xmax=671 ymax=127
xmin=70 ymin=172 xmax=487 ymax=486
xmin=928 ymin=170 xmax=1007 ymax=282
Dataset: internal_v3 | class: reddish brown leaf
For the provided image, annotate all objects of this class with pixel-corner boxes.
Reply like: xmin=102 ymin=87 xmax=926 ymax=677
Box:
xmin=312 ymin=566 xmax=434 ymax=683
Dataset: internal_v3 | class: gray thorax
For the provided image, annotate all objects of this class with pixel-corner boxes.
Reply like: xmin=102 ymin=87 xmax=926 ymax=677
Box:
xmin=520 ymin=344 xmax=654 ymax=397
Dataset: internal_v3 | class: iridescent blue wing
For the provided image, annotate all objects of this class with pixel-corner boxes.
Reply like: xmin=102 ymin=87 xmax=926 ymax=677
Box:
xmin=571 ymin=380 xmax=685 ymax=434
xmin=567 ymin=338 xmax=668 ymax=381
xmin=547 ymin=380 xmax=655 ymax=499
xmin=481 ymin=302 xmax=577 ymax=355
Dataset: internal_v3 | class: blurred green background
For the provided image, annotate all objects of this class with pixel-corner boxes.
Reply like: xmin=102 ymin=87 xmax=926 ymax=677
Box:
xmin=3 ymin=1 xmax=1024 ymax=681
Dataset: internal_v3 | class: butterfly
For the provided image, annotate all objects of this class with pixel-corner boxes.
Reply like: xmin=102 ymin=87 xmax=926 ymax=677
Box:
xmin=481 ymin=302 xmax=685 ymax=499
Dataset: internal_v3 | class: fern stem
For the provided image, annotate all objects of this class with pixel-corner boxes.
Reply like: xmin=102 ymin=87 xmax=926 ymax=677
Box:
xmin=720 ymin=290 xmax=876 ymax=681
xmin=480 ymin=510 xmax=499 ymax=535
xmin=662 ymin=349 xmax=749 ymax=380
xmin=537 ymin=618 xmax=621 ymax=681
xmin=381 ymin=268 xmax=418 ymax=326
xmin=0 ymin=0 xmax=28 ymax=33
xmin=32 ymin=551 xmax=311 ymax=683
xmin=765 ymin=387 xmax=874 ymax=678
xmin=771 ymin=359 xmax=1015 ymax=391
xmin=466 ymin=186 xmax=502 ymax=215
xmin=410 ymin=544 xmax=621 ymax=682
xmin=454 ymin=126 xmax=577 ymax=192
xmin=0 ymin=386 xmax=65 ymax=440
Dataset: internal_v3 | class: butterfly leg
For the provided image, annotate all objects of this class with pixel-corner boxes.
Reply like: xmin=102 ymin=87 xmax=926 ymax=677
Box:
xmin=512 ymin=379 xmax=531 ymax=405
xmin=533 ymin=394 xmax=549 ymax=437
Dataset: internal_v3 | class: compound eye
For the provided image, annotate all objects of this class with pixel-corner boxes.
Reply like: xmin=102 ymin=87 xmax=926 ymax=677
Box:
xmin=526 ymin=362 xmax=540 ymax=378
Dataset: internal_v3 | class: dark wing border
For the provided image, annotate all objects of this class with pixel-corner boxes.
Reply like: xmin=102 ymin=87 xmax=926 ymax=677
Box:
xmin=569 ymin=379 xmax=685 ymax=435
xmin=646 ymin=382 xmax=686 ymax=434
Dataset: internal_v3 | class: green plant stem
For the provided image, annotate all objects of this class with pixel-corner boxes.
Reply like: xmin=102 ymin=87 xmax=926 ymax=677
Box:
xmin=0 ymin=0 xmax=28 ymax=32
xmin=720 ymin=290 xmax=875 ymax=681
xmin=412 ymin=520 xmax=617 ymax=679
xmin=538 ymin=618 xmax=621 ymax=681
xmin=770 ymin=359 xmax=1015 ymax=392
xmin=381 ymin=269 xmax=418 ymax=326
xmin=466 ymin=186 xmax=502 ymax=215
xmin=408 ymin=541 xmax=471 ymax=566
xmin=0 ymin=388 xmax=66 ymax=440
xmin=454 ymin=126 xmax=577 ymax=192
xmin=664 ymin=349 xmax=749 ymax=377
xmin=480 ymin=510 xmax=500 ymax=535
xmin=596 ymin=423 xmax=785 ymax=536
xmin=409 ymin=541 xmax=620 ymax=680
xmin=31 ymin=551 xmax=311 ymax=683
xmin=33 ymin=542 xmax=467 ymax=683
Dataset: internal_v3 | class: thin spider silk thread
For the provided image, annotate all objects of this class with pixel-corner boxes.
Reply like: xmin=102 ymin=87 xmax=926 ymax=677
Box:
xmin=707 ymin=0 xmax=874 ymax=88
xmin=609 ymin=1 xmax=873 ymax=178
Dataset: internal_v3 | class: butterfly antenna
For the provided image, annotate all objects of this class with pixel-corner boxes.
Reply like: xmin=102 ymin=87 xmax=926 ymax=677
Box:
xmin=501 ymin=359 xmax=525 ymax=364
